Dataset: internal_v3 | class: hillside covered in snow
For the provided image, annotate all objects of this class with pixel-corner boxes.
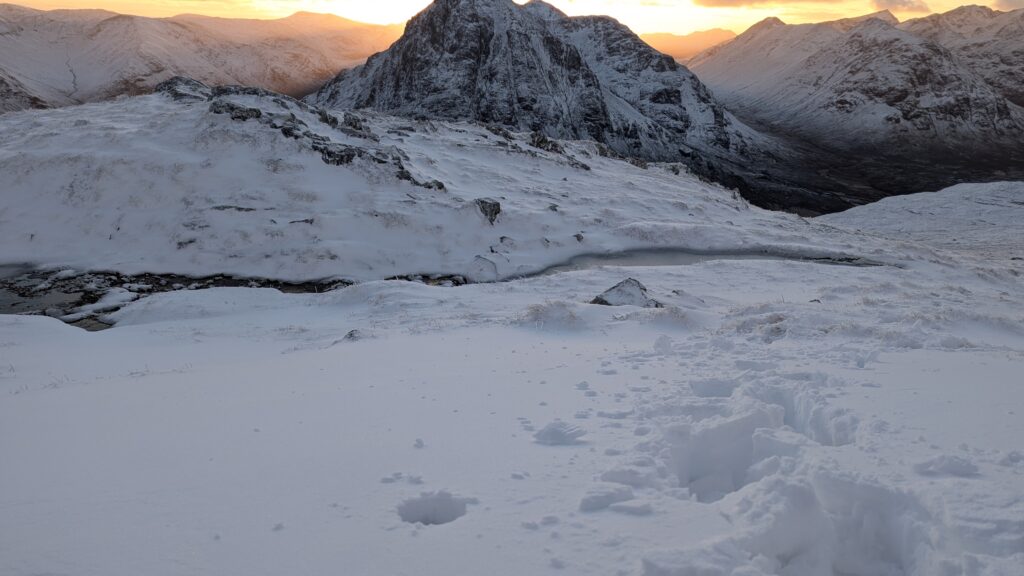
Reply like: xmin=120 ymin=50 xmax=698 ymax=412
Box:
xmin=900 ymin=5 xmax=1024 ymax=106
xmin=688 ymin=10 xmax=1024 ymax=154
xmin=0 ymin=3 xmax=1022 ymax=575
xmin=0 ymin=78 xmax=873 ymax=283
xmin=687 ymin=8 xmax=1024 ymax=202
xmin=0 ymin=3 xmax=402 ymax=111
xmin=1 ymin=79 xmax=1022 ymax=574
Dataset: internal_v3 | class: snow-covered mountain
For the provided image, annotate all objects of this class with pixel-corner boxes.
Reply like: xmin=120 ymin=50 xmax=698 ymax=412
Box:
xmin=3 ymin=75 xmax=1024 ymax=576
xmin=687 ymin=10 xmax=1024 ymax=197
xmin=1 ymin=77 xmax=863 ymax=282
xmin=641 ymin=28 xmax=736 ymax=62
xmin=0 ymin=4 xmax=402 ymax=112
xmin=310 ymin=0 xmax=797 ymax=202
xmin=900 ymin=5 xmax=1024 ymax=106
xmin=688 ymin=11 xmax=1024 ymax=154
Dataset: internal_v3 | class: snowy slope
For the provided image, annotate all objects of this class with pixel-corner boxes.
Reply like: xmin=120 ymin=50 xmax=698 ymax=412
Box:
xmin=0 ymin=78 xmax=881 ymax=283
xmin=0 ymin=3 xmax=402 ymax=111
xmin=640 ymin=28 xmax=736 ymax=62
xmin=688 ymin=11 xmax=1024 ymax=154
xmin=901 ymin=5 xmax=1024 ymax=106
xmin=821 ymin=180 xmax=1024 ymax=260
xmin=2 ymin=179 xmax=1023 ymax=575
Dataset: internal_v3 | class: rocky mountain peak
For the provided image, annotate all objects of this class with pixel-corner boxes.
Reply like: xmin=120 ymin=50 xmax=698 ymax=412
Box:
xmin=829 ymin=10 xmax=899 ymax=31
xmin=521 ymin=0 xmax=568 ymax=20
xmin=747 ymin=16 xmax=785 ymax=33
xmin=312 ymin=0 xmax=765 ymax=165
xmin=310 ymin=0 xmax=871 ymax=210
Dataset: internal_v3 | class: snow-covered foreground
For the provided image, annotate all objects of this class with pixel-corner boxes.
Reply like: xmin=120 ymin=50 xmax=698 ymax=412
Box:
xmin=2 ymin=179 xmax=1023 ymax=574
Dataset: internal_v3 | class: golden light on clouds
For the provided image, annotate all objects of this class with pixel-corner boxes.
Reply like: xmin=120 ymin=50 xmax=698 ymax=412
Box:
xmin=16 ymin=0 xmax=1011 ymax=33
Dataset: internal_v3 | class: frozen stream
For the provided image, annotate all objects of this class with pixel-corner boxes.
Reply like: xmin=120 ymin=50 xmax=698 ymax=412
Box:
xmin=0 ymin=250 xmax=880 ymax=330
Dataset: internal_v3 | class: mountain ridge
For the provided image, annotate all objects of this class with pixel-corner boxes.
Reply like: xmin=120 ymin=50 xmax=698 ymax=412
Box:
xmin=0 ymin=3 xmax=403 ymax=111
xmin=688 ymin=8 xmax=1024 ymax=197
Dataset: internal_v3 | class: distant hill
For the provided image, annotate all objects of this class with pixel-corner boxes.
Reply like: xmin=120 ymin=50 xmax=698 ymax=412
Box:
xmin=0 ymin=4 xmax=403 ymax=112
xmin=641 ymin=28 xmax=736 ymax=62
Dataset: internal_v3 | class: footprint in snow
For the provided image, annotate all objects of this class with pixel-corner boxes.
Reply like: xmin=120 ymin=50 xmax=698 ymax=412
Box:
xmin=534 ymin=421 xmax=587 ymax=445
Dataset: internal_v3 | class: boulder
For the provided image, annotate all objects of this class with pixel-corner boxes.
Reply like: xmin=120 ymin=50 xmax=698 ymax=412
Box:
xmin=591 ymin=278 xmax=662 ymax=308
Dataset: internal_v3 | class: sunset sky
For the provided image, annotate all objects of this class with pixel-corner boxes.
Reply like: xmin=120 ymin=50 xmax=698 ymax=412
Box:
xmin=16 ymin=0 xmax=1021 ymax=34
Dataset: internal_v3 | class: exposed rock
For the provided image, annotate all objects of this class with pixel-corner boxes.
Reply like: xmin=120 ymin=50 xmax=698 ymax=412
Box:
xmin=591 ymin=278 xmax=662 ymax=308
xmin=209 ymin=100 xmax=262 ymax=121
xmin=529 ymin=132 xmax=563 ymax=154
xmin=155 ymin=76 xmax=212 ymax=102
xmin=475 ymin=198 xmax=501 ymax=225
xmin=0 ymin=67 xmax=47 ymax=113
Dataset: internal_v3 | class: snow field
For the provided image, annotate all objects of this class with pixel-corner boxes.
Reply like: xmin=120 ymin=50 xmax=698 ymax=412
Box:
xmin=2 ymin=220 xmax=1022 ymax=575
xmin=0 ymin=82 xmax=1022 ymax=575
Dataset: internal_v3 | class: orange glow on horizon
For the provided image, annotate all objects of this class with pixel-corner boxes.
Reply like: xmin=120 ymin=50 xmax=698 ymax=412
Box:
xmin=14 ymin=0 xmax=1010 ymax=35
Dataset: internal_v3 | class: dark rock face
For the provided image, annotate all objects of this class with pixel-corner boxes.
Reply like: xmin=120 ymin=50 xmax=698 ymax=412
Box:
xmin=312 ymin=0 xmax=765 ymax=166
xmin=475 ymin=198 xmax=501 ymax=225
xmin=0 ymin=68 xmax=46 ymax=113
xmin=155 ymin=76 xmax=212 ymax=101
xmin=591 ymin=278 xmax=662 ymax=308
xmin=160 ymin=78 xmax=444 ymax=191
xmin=209 ymin=100 xmax=263 ymax=121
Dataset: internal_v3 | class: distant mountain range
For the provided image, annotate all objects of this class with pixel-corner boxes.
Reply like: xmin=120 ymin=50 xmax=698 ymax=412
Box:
xmin=0 ymin=4 xmax=402 ymax=111
xmin=687 ymin=7 xmax=1024 ymax=201
xmin=641 ymin=28 xmax=736 ymax=62
xmin=689 ymin=10 xmax=1024 ymax=150
xmin=0 ymin=0 xmax=1021 ymax=214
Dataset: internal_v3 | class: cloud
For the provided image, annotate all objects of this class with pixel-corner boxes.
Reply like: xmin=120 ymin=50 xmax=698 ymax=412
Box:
xmin=692 ymin=0 xmax=849 ymax=7
xmin=871 ymin=0 xmax=930 ymax=11
xmin=692 ymin=0 xmax=929 ymax=10
xmin=994 ymin=0 xmax=1024 ymax=9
